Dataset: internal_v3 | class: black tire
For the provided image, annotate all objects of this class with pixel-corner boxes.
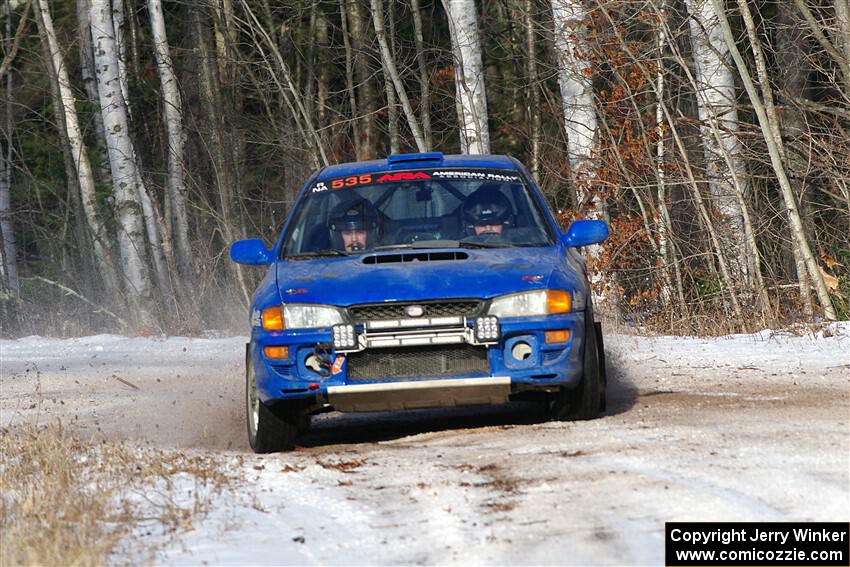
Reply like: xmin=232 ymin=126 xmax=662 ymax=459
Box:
xmin=595 ymin=320 xmax=607 ymax=413
xmin=549 ymin=309 xmax=604 ymax=421
xmin=246 ymin=350 xmax=298 ymax=453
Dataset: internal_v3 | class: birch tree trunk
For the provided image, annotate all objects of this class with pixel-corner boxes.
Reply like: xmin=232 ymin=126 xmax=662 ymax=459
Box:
xmin=836 ymin=0 xmax=850 ymax=77
xmin=654 ymin=4 xmax=674 ymax=307
xmin=646 ymin=0 xmax=769 ymax=318
xmin=148 ymin=0 xmax=194 ymax=285
xmin=77 ymin=0 xmax=111 ymax=183
xmin=382 ymin=57 xmax=401 ymax=154
xmin=710 ymin=0 xmax=837 ymax=320
xmin=684 ymin=0 xmax=753 ymax=289
xmin=551 ymin=0 xmax=595 ymax=191
xmin=1 ymin=0 xmax=19 ymax=298
xmin=0 ymin=148 xmax=16 ymax=298
xmin=90 ymin=0 xmax=157 ymax=324
xmin=111 ymin=0 xmax=130 ymax=110
xmin=443 ymin=0 xmax=491 ymax=154
xmin=106 ymin=0 xmax=173 ymax=306
xmin=551 ymin=0 xmax=618 ymax=309
xmin=36 ymin=0 xmax=122 ymax=301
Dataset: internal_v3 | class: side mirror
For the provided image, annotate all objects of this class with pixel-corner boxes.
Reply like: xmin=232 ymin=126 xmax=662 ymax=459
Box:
xmin=561 ymin=219 xmax=609 ymax=248
xmin=230 ymin=239 xmax=273 ymax=265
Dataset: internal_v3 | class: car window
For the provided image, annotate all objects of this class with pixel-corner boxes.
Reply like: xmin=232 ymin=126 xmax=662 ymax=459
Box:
xmin=282 ymin=169 xmax=554 ymax=257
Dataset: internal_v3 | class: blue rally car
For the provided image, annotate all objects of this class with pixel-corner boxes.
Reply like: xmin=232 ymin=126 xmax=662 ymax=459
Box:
xmin=231 ymin=153 xmax=609 ymax=452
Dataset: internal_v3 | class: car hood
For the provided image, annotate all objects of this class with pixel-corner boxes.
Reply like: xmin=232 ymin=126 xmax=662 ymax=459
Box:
xmin=275 ymin=247 xmax=578 ymax=306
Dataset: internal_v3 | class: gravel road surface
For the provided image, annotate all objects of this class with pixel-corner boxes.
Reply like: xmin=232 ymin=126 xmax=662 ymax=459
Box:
xmin=1 ymin=329 xmax=848 ymax=564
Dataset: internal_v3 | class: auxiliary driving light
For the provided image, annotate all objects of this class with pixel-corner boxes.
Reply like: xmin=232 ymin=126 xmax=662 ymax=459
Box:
xmin=474 ymin=316 xmax=500 ymax=343
xmin=332 ymin=324 xmax=357 ymax=350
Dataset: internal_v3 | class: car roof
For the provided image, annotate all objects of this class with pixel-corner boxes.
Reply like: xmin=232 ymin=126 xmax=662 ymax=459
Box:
xmin=315 ymin=153 xmax=518 ymax=181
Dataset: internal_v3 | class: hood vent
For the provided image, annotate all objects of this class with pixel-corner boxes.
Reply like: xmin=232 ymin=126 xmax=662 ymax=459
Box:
xmin=363 ymin=251 xmax=469 ymax=264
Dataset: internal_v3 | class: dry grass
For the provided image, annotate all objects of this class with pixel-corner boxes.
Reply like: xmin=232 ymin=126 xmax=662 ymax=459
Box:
xmin=0 ymin=421 xmax=235 ymax=567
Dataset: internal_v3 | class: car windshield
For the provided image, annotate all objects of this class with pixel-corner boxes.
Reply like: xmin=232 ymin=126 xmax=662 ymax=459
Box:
xmin=282 ymin=168 xmax=554 ymax=258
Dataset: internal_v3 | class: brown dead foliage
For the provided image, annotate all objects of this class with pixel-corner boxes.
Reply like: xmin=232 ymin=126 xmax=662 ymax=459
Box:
xmin=0 ymin=421 xmax=234 ymax=566
xmin=316 ymin=457 xmax=367 ymax=473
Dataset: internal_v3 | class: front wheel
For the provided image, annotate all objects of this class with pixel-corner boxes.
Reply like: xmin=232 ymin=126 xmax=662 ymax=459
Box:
xmin=548 ymin=310 xmax=604 ymax=421
xmin=246 ymin=351 xmax=298 ymax=453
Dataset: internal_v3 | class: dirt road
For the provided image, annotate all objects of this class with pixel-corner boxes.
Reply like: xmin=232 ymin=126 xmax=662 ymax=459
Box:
xmin=1 ymin=331 xmax=848 ymax=564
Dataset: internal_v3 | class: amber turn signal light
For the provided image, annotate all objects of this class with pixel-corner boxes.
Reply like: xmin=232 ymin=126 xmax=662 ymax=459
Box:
xmin=261 ymin=306 xmax=285 ymax=330
xmin=263 ymin=346 xmax=289 ymax=359
xmin=545 ymin=329 xmax=571 ymax=344
xmin=546 ymin=290 xmax=571 ymax=314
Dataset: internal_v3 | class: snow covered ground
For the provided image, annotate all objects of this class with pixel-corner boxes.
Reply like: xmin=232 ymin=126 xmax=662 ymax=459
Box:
xmin=1 ymin=324 xmax=848 ymax=564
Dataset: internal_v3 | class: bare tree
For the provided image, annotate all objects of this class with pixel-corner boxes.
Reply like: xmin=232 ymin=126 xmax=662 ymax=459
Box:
xmin=0 ymin=0 xmax=23 ymax=299
xmin=371 ymin=0 xmax=427 ymax=152
xmin=339 ymin=0 xmax=362 ymax=158
xmin=444 ymin=0 xmax=491 ymax=154
xmin=551 ymin=0 xmax=595 ymax=192
xmin=148 ymin=0 xmax=194 ymax=286
xmin=35 ymin=0 xmax=122 ymax=301
xmin=710 ymin=0 xmax=837 ymax=320
xmin=90 ymin=0 xmax=157 ymax=324
xmin=238 ymin=0 xmax=328 ymax=167
xmin=345 ymin=0 xmax=378 ymax=159
xmin=683 ymin=0 xmax=754 ymax=292
xmin=410 ymin=0 xmax=433 ymax=151
xmin=525 ymin=0 xmax=542 ymax=182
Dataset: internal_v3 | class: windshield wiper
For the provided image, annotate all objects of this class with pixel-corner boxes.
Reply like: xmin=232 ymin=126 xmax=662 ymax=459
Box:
xmin=286 ymin=249 xmax=349 ymax=259
xmin=373 ymin=240 xmax=511 ymax=251
xmin=373 ymin=240 xmax=454 ymax=251
xmin=456 ymin=241 xmax=512 ymax=249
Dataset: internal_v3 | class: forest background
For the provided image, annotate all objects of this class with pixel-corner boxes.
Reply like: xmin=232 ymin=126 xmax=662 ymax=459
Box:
xmin=0 ymin=0 xmax=847 ymax=336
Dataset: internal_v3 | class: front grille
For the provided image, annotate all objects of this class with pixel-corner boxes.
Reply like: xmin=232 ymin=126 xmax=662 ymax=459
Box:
xmin=348 ymin=300 xmax=481 ymax=322
xmin=347 ymin=344 xmax=489 ymax=381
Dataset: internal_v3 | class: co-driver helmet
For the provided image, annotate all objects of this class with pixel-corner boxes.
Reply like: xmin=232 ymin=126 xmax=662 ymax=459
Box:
xmin=462 ymin=185 xmax=514 ymax=234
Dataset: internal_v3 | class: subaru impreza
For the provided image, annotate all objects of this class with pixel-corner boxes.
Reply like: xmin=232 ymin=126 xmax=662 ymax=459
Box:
xmin=231 ymin=152 xmax=609 ymax=452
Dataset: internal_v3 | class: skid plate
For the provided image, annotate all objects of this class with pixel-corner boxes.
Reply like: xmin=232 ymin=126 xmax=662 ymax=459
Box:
xmin=327 ymin=377 xmax=510 ymax=412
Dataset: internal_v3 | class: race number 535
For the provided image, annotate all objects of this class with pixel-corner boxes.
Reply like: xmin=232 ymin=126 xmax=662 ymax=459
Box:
xmin=331 ymin=175 xmax=372 ymax=189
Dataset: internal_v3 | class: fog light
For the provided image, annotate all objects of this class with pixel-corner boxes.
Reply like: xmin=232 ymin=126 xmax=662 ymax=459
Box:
xmin=545 ymin=329 xmax=571 ymax=344
xmin=511 ymin=341 xmax=533 ymax=360
xmin=263 ymin=345 xmax=289 ymax=359
xmin=332 ymin=324 xmax=357 ymax=350
xmin=475 ymin=316 xmax=500 ymax=342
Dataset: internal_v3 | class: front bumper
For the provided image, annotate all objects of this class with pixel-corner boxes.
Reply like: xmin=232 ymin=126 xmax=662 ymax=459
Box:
xmin=251 ymin=312 xmax=586 ymax=409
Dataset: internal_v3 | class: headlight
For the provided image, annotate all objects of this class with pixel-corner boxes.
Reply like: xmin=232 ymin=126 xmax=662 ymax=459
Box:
xmin=261 ymin=304 xmax=345 ymax=330
xmin=284 ymin=304 xmax=345 ymax=329
xmin=487 ymin=290 xmax=577 ymax=318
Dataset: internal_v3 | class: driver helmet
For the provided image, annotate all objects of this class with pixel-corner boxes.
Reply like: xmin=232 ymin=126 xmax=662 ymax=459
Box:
xmin=328 ymin=198 xmax=379 ymax=251
xmin=462 ymin=185 xmax=514 ymax=234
